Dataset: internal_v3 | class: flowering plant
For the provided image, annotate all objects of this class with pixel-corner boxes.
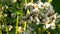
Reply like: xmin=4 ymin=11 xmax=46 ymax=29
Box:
xmin=0 ymin=0 xmax=60 ymax=34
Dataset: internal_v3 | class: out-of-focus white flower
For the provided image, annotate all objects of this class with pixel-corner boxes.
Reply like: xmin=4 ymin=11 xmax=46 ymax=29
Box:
xmin=2 ymin=25 xmax=5 ymax=29
xmin=25 ymin=3 xmax=32 ymax=6
xmin=37 ymin=0 xmax=42 ymax=4
xmin=50 ymin=20 xmax=56 ymax=29
xmin=53 ymin=13 xmax=57 ymax=19
xmin=23 ymin=30 xmax=31 ymax=34
xmin=11 ymin=13 xmax=16 ymax=18
xmin=42 ymin=17 xmax=50 ymax=24
xmin=24 ymin=3 xmax=34 ymax=10
xmin=51 ymin=24 xmax=55 ymax=29
xmin=37 ymin=1 xmax=44 ymax=9
xmin=32 ymin=9 xmax=38 ymax=12
xmin=4 ymin=14 xmax=7 ymax=17
xmin=27 ymin=25 xmax=34 ymax=31
xmin=23 ymin=0 xmax=60 ymax=29
xmin=8 ymin=25 xmax=13 ymax=31
xmin=46 ymin=24 xmax=51 ymax=28
xmin=2 ymin=7 xmax=4 ymax=10
xmin=43 ymin=2 xmax=51 ymax=8
xmin=18 ymin=26 xmax=23 ymax=33
xmin=4 ymin=5 xmax=8 ymax=9
xmin=57 ymin=15 xmax=60 ymax=18
xmin=30 ymin=16 xmax=33 ymax=21
xmin=35 ymin=16 xmax=40 ymax=25
xmin=46 ymin=17 xmax=50 ymax=23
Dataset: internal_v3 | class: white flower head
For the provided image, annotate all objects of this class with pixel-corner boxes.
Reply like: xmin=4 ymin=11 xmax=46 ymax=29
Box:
xmin=8 ymin=25 xmax=13 ymax=31
xmin=46 ymin=24 xmax=51 ymax=28
xmin=43 ymin=2 xmax=51 ymax=7
xmin=2 ymin=25 xmax=5 ymax=29
xmin=57 ymin=15 xmax=60 ymax=18
xmin=30 ymin=16 xmax=33 ymax=21
xmin=4 ymin=5 xmax=8 ymax=9
xmin=50 ymin=20 xmax=56 ymax=29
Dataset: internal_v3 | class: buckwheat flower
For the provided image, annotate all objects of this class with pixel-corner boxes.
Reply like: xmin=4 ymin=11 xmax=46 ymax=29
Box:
xmin=39 ymin=12 xmax=45 ymax=17
xmin=8 ymin=25 xmax=13 ymax=31
xmin=55 ymin=18 xmax=60 ymax=23
xmin=2 ymin=7 xmax=4 ymax=10
xmin=30 ymin=16 xmax=33 ymax=21
xmin=4 ymin=14 xmax=7 ymax=17
xmin=32 ymin=9 xmax=38 ymax=12
xmin=4 ymin=5 xmax=8 ymax=9
xmin=11 ymin=13 xmax=16 ymax=18
xmin=43 ymin=2 xmax=51 ymax=8
xmin=27 ymin=25 xmax=34 ymax=31
xmin=42 ymin=17 xmax=51 ymax=28
xmin=51 ymin=13 xmax=57 ymax=20
xmin=49 ymin=6 xmax=54 ymax=11
xmin=2 ymin=25 xmax=6 ymax=31
xmin=26 ymin=3 xmax=34 ymax=6
xmin=37 ymin=1 xmax=44 ymax=9
xmin=43 ymin=22 xmax=52 ymax=29
xmin=46 ymin=17 xmax=50 ymax=23
xmin=57 ymin=15 xmax=60 ymax=18
xmin=45 ymin=24 xmax=51 ymax=29
xmin=50 ymin=20 xmax=56 ymax=29
xmin=23 ymin=0 xmax=60 ymax=30
xmin=18 ymin=26 xmax=23 ymax=34
xmin=23 ymin=30 xmax=31 ymax=34
xmin=34 ymin=16 xmax=40 ymax=25
xmin=34 ymin=5 xmax=39 ymax=10
xmin=42 ymin=17 xmax=50 ymax=24
xmin=37 ymin=0 xmax=42 ymax=4
xmin=25 ymin=3 xmax=34 ymax=8
xmin=22 ymin=15 xmax=30 ymax=20
xmin=2 ymin=25 xmax=5 ymax=29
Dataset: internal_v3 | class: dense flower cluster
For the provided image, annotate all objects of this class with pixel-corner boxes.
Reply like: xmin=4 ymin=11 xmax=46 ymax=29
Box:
xmin=1 ymin=0 xmax=60 ymax=34
xmin=22 ymin=0 xmax=60 ymax=29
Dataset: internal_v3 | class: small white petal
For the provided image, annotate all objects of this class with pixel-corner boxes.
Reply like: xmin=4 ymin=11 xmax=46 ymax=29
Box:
xmin=46 ymin=24 xmax=51 ymax=28
xmin=30 ymin=16 xmax=33 ymax=21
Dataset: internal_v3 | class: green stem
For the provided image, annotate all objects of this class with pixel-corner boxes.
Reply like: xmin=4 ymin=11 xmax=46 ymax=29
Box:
xmin=38 ymin=28 xmax=42 ymax=34
xmin=47 ymin=0 xmax=52 ymax=3
xmin=4 ymin=19 xmax=8 ymax=34
xmin=24 ymin=21 xmax=27 ymax=31
xmin=0 ymin=23 xmax=2 ymax=34
xmin=15 ymin=14 xmax=18 ymax=34
xmin=25 ymin=0 xmax=27 ymax=4
xmin=0 ymin=4 xmax=2 ymax=34
xmin=6 ymin=25 xmax=8 ymax=34
xmin=23 ymin=0 xmax=28 ymax=31
xmin=57 ymin=24 xmax=60 ymax=34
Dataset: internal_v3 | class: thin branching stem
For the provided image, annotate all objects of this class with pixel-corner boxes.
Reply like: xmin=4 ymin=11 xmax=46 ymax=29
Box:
xmin=47 ymin=0 xmax=52 ymax=3
xmin=25 ymin=0 xmax=27 ymax=4
xmin=15 ymin=14 xmax=19 ymax=34
xmin=23 ymin=0 xmax=28 ymax=31
xmin=0 ymin=4 xmax=2 ymax=34
xmin=4 ymin=18 xmax=8 ymax=34
xmin=0 ymin=23 xmax=2 ymax=34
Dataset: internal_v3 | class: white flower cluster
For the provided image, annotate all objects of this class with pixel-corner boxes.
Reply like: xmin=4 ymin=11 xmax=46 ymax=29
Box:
xmin=2 ymin=25 xmax=13 ymax=31
xmin=22 ymin=0 xmax=60 ymax=29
